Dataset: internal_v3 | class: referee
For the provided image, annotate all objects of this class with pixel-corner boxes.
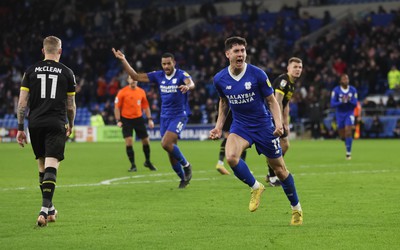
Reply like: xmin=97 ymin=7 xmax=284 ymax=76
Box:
xmin=114 ymin=76 xmax=156 ymax=172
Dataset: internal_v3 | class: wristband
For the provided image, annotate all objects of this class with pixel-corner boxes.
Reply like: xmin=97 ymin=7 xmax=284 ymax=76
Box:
xmin=148 ymin=118 xmax=153 ymax=121
xmin=18 ymin=124 xmax=24 ymax=131
xmin=116 ymin=119 xmax=120 ymax=123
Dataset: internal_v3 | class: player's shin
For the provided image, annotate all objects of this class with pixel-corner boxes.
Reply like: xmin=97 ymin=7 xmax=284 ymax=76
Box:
xmin=171 ymin=162 xmax=185 ymax=180
xmin=280 ymin=173 xmax=300 ymax=207
xmin=230 ymin=159 xmax=256 ymax=187
xmin=41 ymin=167 xmax=57 ymax=216
xmin=171 ymin=144 xmax=189 ymax=166
xmin=345 ymin=137 xmax=352 ymax=155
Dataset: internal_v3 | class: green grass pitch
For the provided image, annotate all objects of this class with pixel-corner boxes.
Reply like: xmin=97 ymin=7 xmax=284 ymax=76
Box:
xmin=1 ymin=139 xmax=399 ymax=249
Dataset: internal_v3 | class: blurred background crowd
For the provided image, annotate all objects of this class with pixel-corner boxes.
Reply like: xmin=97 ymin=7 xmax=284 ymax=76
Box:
xmin=1 ymin=0 xmax=400 ymax=138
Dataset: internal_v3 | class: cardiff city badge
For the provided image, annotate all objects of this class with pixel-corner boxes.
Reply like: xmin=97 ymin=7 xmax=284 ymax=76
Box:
xmin=245 ymin=81 xmax=252 ymax=90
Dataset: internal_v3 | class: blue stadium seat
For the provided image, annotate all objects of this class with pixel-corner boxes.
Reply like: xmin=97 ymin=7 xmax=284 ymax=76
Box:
xmin=363 ymin=115 xmax=400 ymax=137
xmin=370 ymin=14 xmax=394 ymax=27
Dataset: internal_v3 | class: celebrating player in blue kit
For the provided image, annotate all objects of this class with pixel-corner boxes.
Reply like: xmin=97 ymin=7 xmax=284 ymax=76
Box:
xmin=112 ymin=49 xmax=195 ymax=188
xmin=330 ymin=74 xmax=358 ymax=160
xmin=209 ymin=36 xmax=303 ymax=225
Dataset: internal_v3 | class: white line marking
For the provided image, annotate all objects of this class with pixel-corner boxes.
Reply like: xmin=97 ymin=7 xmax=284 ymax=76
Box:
xmin=298 ymin=163 xmax=373 ymax=168
xmin=1 ymin=169 xmax=398 ymax=192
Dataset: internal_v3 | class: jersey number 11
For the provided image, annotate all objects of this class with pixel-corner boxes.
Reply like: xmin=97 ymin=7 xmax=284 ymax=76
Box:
xmin=37 ymin=74 xmax=58 ymax=99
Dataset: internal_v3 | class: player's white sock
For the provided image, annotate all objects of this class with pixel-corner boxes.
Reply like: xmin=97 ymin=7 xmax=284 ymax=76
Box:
xmin=217 ymin=160 xmax=224 ymax=165
xmin=270 ymin=176 xmax=279 ymax=182
xmin=251 ymin=181 xmax=260 ymax=190
xmin=291 ymin=202 xmax=302 ymax=211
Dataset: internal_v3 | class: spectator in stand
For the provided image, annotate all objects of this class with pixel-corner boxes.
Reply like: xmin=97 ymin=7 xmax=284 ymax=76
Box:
xmin=90 ymin=108 xmax=105 ymax=127
xmin=386 ymin=94 xmax=397 ymax=108
xmin=307 ymin=96 xmax=322 ymax=139
xmin=188 ymin=105 xmax=203 ymax=124
xmin=96 ymin=74 xmax=108 ymax=103
xmin=101 ymin=100 xmax=115 ymax=125
xmin=387 ymin=65 xmax=400 ymax=94
xmin=108 ymin=76 xmax=120 ymax=102
xmin=333 ymin=57 xmax=347 ymax=76
xmin=366 ymin=115 xmax=383 ymax=138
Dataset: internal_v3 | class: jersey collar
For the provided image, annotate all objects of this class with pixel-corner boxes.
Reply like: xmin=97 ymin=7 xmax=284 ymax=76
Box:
xmin=228 ymin=63 xmax=247 ymax=81
xmin=340 ymin=86 xmax=350 ymax=93
xmin=165 ymin=68 xmax=177 ymax=80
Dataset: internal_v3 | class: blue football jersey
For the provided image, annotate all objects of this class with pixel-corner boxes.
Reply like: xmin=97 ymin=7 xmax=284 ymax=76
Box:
xmin=213 ymin=63 xmax=274 ymax=129
xmin=147 ymin=69 xmax=192 ymax=118
xmin=330 ymin=85 xmax=358 ymax=117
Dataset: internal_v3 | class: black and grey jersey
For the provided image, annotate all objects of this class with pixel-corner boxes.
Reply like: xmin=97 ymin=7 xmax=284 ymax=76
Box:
xmin=273 ymin=73 xmax=296 ymax=108
xmin=21 ymin=59 xmax=76 ymax=127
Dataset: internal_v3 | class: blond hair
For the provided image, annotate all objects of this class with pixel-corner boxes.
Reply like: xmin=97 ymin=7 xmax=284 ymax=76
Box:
xmin=288 ymin=57 xmax=302 ymax=64
xmin=43 ymin=36 xmax=61 ymax=54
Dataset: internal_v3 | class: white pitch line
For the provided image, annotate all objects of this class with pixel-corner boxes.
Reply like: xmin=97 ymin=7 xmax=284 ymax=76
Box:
xmin=298 ymin=162 xmax=373 ymax=168
xmin=1 ymin=169 xmax=398 ymax=192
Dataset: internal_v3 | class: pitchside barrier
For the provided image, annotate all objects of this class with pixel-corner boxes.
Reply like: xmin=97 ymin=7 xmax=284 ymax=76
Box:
xmin=73 ymin=124 xmax=214 ymax=142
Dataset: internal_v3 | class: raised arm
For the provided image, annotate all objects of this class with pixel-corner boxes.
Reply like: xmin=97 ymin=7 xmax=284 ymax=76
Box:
xmin=112 ymin=48 xmax=150 ymax=83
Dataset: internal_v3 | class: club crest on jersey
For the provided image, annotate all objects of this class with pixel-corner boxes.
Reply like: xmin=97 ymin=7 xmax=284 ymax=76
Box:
xmin=172 ymin=79 xmax=177 ymax=84
xmin=280 ymin=80 xmax=287 ymax=88
xmin=244 ymin=82 xmax=252 ymax=90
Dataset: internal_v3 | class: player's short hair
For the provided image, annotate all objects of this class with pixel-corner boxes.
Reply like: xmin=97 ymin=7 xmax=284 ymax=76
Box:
xmin=288 ymin=57 xmax=302 ymax=64
xmin=224 ymin=36 xmax=247 ymax=51
xmin=43 ymin=36 xmax=61 ymax=54
xmin=162 ymin=52 xmax=175 ymax=60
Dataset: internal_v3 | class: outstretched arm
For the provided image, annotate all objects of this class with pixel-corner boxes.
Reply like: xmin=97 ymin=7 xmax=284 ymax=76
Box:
xmin=178 ymin=78 xmax=195 ymax=94
xmin=112 ymin=48 xmax=150 ymax=83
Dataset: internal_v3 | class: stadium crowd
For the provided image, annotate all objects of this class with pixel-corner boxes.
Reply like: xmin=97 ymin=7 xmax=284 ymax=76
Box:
xmin=1 ymin=0 xmax=400 ymax=137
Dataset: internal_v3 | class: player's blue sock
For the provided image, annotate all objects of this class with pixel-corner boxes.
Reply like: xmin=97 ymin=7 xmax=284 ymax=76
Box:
xmin=171 ymin=145 xmax=188 ymax=166
xmin=281 ymin=173 xmax=299 ymax=206
xmin=230 ymin=159 xmax=256 ymax=187
xmin=345 ymin=137 xmax=352 ymax=154
xmin=172 ymin=162 xmax=185 ymax=180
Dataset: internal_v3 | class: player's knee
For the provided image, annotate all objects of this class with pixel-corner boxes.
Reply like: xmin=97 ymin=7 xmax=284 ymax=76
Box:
xmin=275 ymin=167 xmax=288 ymax=180
xmin=268 ymin=159 xmax=288 ymax=179
xmin=161 ymin=141 xmax=172 ymax=152
xmin=226 ymin=154 xmax=240 ymax=167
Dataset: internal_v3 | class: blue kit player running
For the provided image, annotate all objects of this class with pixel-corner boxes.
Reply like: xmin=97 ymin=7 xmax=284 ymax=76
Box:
xmin=209 ymin=36 xmax=303 ymax=225
xmin=112 ymin=49 xmax=195 ymax=188
xmin=330 ymin=74 xmax=358 ymax=160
